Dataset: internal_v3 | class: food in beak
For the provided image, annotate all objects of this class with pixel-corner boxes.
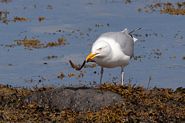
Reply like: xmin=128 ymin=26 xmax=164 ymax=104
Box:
xmin=69 ymin=60 xmax=86 ymax=71
xmin=86 ymin=53 xmax=97 ymax=62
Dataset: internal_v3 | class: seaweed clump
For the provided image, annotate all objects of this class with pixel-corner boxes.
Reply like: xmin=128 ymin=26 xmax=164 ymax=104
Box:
xmin=99 ymin=84 xmax=185 ymax=122
xmin=0 ymin=83 xmax=185 ymax=122
xmin=16 ymin=38 xmax=43 ymax=48
xmin=14 ymin=37 xmax=67 ymax=49
xmin=13 ymin=16 xmax=29 ymax=22
xmin=139 ymin=2 xmax=185 ymax=15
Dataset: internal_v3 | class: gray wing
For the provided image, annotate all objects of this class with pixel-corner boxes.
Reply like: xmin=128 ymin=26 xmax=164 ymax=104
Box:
xmin=100 ymin=30 xmax=134 ymax=57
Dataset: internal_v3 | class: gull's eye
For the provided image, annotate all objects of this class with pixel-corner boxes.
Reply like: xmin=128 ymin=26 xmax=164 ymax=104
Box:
xmin=98 ymin=47 xmax=102 ymax=50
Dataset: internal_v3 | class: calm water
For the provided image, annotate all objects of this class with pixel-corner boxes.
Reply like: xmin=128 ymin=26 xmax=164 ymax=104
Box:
xmin=0 ymin=0 xmax=185 ymax=89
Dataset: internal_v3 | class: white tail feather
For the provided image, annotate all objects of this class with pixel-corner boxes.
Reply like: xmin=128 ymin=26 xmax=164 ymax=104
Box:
xmin=133 ymin=37 xmax=138 ymax=43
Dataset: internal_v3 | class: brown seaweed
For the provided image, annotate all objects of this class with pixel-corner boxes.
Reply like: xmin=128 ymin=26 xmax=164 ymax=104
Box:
xmin=69 ymin=60 xmax=86 ymax=71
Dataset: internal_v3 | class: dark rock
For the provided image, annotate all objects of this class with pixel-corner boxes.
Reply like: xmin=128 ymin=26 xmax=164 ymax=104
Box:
xmin=24 ymin=87 xmax=123 ymax=112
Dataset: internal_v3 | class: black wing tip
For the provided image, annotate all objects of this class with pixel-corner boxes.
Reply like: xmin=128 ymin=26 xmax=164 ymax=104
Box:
xmin=129 ymin=28 xmax=142 ymax=35
xmin=128 ymin=27 xmax=142 ymax=38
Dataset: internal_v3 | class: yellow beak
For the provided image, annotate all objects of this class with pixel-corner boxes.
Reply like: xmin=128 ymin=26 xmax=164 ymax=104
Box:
xmin=86 ymin=52 xmax=97 ymax=62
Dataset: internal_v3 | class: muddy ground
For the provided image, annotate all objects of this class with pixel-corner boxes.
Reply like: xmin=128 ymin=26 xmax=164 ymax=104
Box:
xmin=0 ymin=83 xmax=184 ymax=122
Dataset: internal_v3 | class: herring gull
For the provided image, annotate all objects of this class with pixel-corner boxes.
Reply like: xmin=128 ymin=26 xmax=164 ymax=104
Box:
xmin=86 ymin=28 xmax=140 ymax=85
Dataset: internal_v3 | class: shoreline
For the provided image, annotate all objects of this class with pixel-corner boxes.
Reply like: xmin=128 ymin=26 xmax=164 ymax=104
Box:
xmin=1 ymin=83 xmax=184 ymax=122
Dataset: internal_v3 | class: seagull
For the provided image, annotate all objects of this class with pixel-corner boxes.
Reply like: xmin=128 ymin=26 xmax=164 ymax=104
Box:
xmin=85 ymin=28 xmax=140 ymax=85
